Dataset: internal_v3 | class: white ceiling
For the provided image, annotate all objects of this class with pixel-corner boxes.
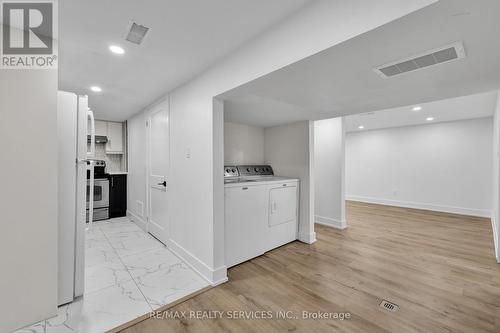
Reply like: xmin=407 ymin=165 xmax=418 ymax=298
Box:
xmin=222 ymin=0 xmax=500 ymax=127
xmin=58 ymin=0 xmax=312 ymax=121
xmin=344 ymin=91 xmax=498 ymax=133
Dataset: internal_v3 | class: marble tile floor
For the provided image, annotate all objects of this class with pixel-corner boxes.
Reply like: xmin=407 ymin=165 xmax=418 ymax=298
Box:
xmin=14 ymin=217 xmax=208 ymax=333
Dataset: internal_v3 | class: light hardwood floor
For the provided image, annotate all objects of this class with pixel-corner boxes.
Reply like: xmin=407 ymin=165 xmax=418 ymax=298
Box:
xmin=120 ymin=201 xmax=500 ymax=333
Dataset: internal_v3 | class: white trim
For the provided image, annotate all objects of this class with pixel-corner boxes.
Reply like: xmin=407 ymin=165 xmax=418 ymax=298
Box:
xmin=340 ymin=117 xmax=347 ymax=224
xmin=347 ymin=195 xmax=491 ymax=218
xmin=298 ymin=231 xmax=316 ymax=244
xmin=315 ymin=215 xmax=347 ymax=229
xmin=167 ymin=238 xmax=228 ymax=286
xmin=211 ymin=266 xmax=229 ymax=286
xmin=127 ymin=210 xmax=147 ymax=232
xmin=491 ymin=215 xmax=500 ymax=263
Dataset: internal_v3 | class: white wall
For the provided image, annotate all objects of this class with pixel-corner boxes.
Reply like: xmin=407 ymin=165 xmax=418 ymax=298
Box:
xmin=0 ymin=70 xmax=58 ymax=331
xmin=128 ymin=0 xmax=436 ymax=284
xmin=264 ymin=121 xmax=315 ymax=243
xmin=491 ymin=92 xmax=500 ymax=262
xmin=127 ymin=112 xmax=148 ymax=229
xmin=346 ymin=118 xmax=493 ymax=217
xmin=224 ymin=122 xmax=264 ymax=165
xmin=314 ymin=118 xmax=346 ymax=229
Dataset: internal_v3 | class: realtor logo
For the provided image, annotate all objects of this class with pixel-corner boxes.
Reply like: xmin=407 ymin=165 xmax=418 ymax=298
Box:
xmin=1 ymin=1 xmax=57 ymax=69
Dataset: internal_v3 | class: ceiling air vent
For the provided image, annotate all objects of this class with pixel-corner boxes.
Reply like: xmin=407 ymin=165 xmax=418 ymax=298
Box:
xmin=374 ymin=42 xmax=465 ymax=78
xmin=126 ymin=22 xmax=150 ymax=45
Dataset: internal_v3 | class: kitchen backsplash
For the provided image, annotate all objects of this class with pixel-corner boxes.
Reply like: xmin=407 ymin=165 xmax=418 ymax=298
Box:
xmin=88 ymin=143 xmax=124 ymax=172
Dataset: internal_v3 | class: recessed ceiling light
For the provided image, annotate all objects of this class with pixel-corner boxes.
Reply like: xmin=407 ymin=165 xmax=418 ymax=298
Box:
xmin=412 ymin=106 xmax=422 ymax=111
xmin=90 ymin=86 xmax=102 ymax=93
xmin=358 ymin=125 xmax=365 ymax=129
xmin=426 ymin=117 xmax=434 ymax=121
xmin=109 ymin=45 xmax=125 ymax=55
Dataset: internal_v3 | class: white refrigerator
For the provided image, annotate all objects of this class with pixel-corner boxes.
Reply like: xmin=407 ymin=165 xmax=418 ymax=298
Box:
xmin=57 ymin=91 xmax=95 ymax=305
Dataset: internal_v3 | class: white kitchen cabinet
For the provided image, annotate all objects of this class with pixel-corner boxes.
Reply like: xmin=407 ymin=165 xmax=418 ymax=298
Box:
xmin=106 ymin=122 xmax=124 ymax=154
xmin=225 ymin=184 xmax=267 ymax=267
xmin=94 ymin=120 xmax=107 ymax=136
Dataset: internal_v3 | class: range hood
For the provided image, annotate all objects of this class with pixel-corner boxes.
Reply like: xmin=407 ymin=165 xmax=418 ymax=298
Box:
xmin=87 ymin=135 xmax=108 ymax=144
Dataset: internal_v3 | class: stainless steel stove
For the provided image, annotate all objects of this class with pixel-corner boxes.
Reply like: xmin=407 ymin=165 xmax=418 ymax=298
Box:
xmin=86 ymin=159 xmax=109 ymax=221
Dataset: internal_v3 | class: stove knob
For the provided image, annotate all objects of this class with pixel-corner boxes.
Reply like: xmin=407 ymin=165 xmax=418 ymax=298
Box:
xmin=254 ymin=167 xmax=259 ymax=172
xmin=225 ymin=168 xmax=230 ymax=173
xmin=232 ymin=168 xmax=236 ymax=173
xmin=246 ymin=168 xmax=250 ymax=172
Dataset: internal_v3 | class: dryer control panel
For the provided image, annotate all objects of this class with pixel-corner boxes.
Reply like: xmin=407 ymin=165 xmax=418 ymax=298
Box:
xmin=237 ymin=165 xmax=274 ymax=177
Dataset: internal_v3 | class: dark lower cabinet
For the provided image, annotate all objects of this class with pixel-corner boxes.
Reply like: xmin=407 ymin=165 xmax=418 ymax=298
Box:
xmin=109 ymin=174 xmax=127 ymax=218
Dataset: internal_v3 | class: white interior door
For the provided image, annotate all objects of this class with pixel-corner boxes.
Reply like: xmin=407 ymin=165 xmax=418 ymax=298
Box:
xmin=147 ymin=103 xmax=170 ymax=244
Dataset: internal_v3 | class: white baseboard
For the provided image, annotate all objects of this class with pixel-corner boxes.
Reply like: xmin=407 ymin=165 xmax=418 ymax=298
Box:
xmin=127 ymin=210 xmax=229 ymax=283
xmin=491 ymin=215 xmax=500 ymax=263
xmin=167 ymin=238 xmax=228 ymax=286
xmin=347 ymin=195 xmax=491 ymax=218
xmin=298 ymin=231 xmax=316 ymax=244
xmin=126 ymin=210 xmax=147 ymax=232
xmin=211 ymin=266 xmax=229 ymax=286
xmin=315 ymin=215 xmax=347 ymax=229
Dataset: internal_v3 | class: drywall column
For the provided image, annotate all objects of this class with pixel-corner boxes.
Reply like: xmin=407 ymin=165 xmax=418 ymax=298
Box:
xmin=492 ymin=91 xmax=500 ymax=262
xmin=314 ymin=118 xmax=346 ymax=229
xmin=0 ymin=70 xmax=58 ymax=331
xmin=212 ymin=99 xmax=227 ymax=283
xmin=264 ymin=121 xmax=316 ymax=243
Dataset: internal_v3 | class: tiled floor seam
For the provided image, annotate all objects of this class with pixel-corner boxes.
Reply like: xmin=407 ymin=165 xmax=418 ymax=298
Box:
xmin=100 ymin=225 xmax=155 ymax=311
xmin=84 ymin=224 xmax=136 ymax=297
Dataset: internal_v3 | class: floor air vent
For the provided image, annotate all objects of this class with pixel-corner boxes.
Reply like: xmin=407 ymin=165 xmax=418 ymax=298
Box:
xmin=380 ymin=300 xmax=399 ymax=312
xmin=374 ymin=42 xmax=465 ymax=78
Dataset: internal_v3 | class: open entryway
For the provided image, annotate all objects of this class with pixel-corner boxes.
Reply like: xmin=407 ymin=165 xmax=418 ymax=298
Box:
xmin=39 ymin=94 xmax=207 ymax=333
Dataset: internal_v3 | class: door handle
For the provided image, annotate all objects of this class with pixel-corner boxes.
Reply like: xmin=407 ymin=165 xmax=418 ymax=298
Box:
xmin=158 ymin=181 xmax=167 ymax=187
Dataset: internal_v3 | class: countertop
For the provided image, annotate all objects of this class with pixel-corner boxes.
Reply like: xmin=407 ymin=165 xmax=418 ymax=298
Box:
xmin=224 ymin=176 xmax=299 ymax=188
xmin=107 ymin=171 xmax=128 ymax=175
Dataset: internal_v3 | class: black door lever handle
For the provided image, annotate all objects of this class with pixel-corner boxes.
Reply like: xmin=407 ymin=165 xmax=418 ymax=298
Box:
xmin=158 ymin=181 xmax=166 ymax=187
